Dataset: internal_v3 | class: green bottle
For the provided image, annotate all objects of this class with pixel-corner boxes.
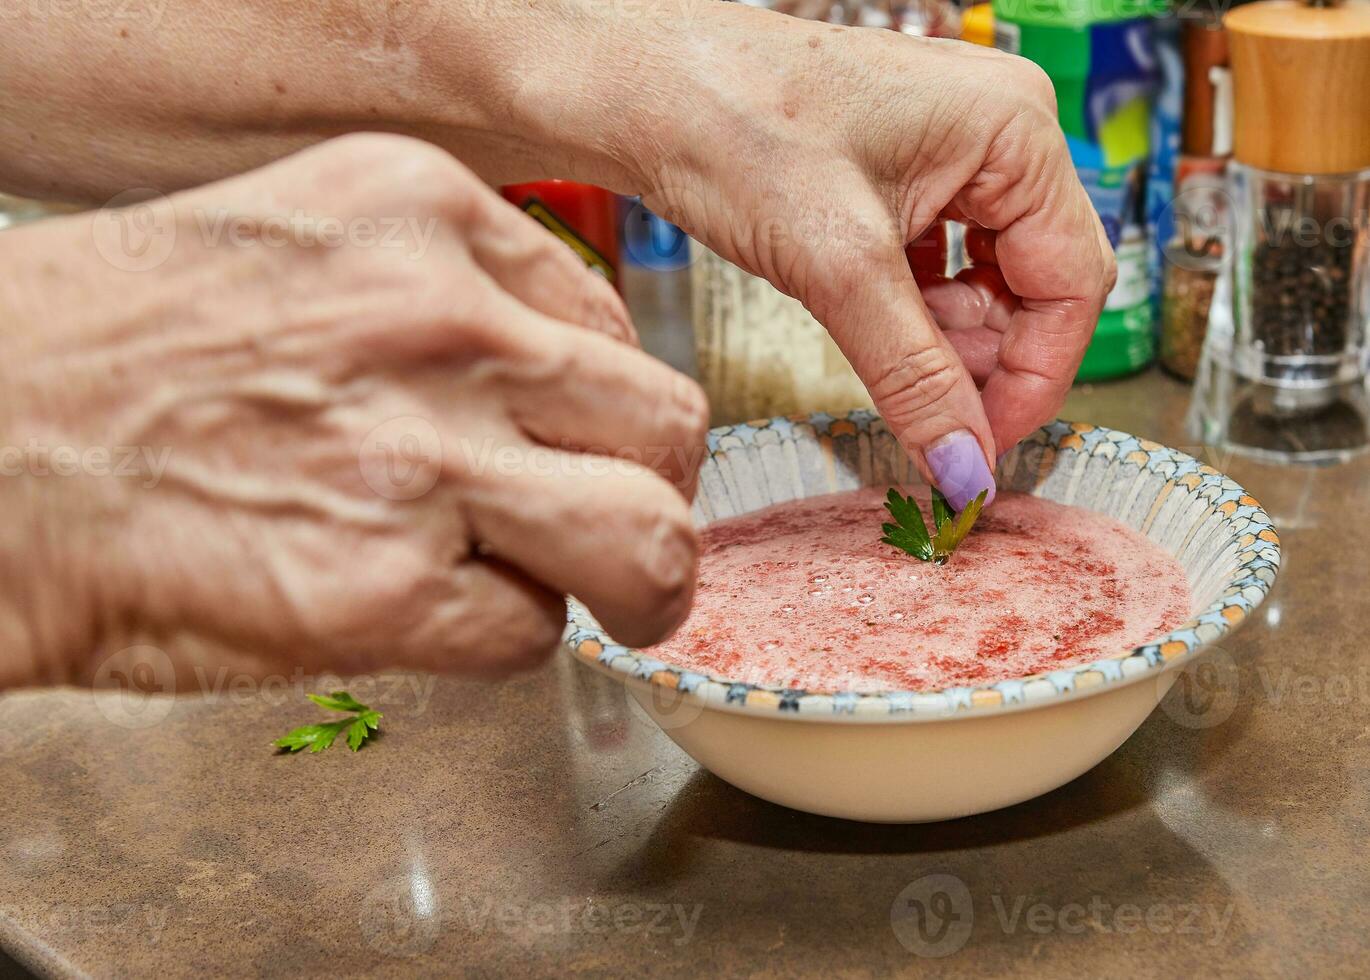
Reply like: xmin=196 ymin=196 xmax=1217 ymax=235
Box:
xmin=992 ymin=0 xmax=1166 ymax=380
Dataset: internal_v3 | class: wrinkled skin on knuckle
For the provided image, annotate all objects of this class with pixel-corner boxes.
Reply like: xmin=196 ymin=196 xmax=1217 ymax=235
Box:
xmin=439 ymin=279 xmax=527 ymax=367
xmin=796 ymin=241 xmax=878 ymax=329
xmin=652 ymin=373 xmax=711 ymax=498
xmin=867 ymin=345 xmax=961 ymax=426
xmin=321 ymin=133 xmax=483 ymax=230
xmin=611 ymin=503 xmax=698 ymax=647
xmin=1016 ymin=59 xmax=1059 ymax=112
xmin=490 ymin=602 xmax=565 ymax=674
xmin=563 ymin=256 xmax=634 ymax=342
xmin=586 ymin=277 xmax=636 ymax=344
xmin=298 ymin=133 xmax=468 ymax=212
xmin=318 ymin=131 xmax=439 ymax=167
xmin=489 ymin=322 xmax=577 ymax=390
xmin=231 ymin=536 xmax=441 ymax=665
xmin=959 ymin=108 xmax=1062 ymax=232
xmin=980 ymin=54 xmax=1057 ymax=117
xmin=679 ymin=377 xmax=711 ymax=447
xmin=347 ymin=133 xmax=474 ymax=195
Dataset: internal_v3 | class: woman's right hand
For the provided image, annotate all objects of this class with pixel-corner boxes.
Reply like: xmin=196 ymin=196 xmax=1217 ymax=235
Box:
xmin=0 ymin=134 xmax=709 ymax=689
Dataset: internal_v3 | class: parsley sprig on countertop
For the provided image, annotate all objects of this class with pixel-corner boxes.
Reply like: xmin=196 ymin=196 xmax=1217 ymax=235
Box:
xmin=273 ymin=691 xmax=381 ymax=753
xmin=881 ymin=487 xmax=988 ymax=565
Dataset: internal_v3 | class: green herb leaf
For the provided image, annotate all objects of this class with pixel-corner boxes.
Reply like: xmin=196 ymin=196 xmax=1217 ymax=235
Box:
xmin=931 ymin=488 xmax=953 ymax=534
xmin=881 ymin=487 xmax=988 ymax=565
xmin=275 ymin=691 xmax=381 ymax=754
xmin=307 ymin=691 xmax=369 ymax=713
xmin=272 ymin=726 xmax=319 ymax=752
xmin=309 ymin=722 xmax=344 ymax=753
xmin=929 ymin=489 xmax=989 ymax=563
xmin=273 ymin=721 xmax=346 ymax=753
xmin=881 ymin=489 xmax=934 ymax=561
xmin=346 ymin=717 xmax=370 ymax=751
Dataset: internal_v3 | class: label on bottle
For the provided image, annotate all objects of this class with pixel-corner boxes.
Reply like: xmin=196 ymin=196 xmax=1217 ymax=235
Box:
xmin=995 ymin=15 xmax=1158 ymax=376
xmin=519 ymin=199 xmax=616 ymax=283
xmin=993 ymin=20 xmax=1021 ymax=53
xmin=1106 ymin=238 xmax=1150 ymax=311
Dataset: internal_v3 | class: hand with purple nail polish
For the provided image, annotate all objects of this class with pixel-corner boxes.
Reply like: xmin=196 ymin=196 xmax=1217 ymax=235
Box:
xmin=925 ymin=431 xmax=997 ymax=513
xmin=632 ymin=6 xmax=1117 ymax=508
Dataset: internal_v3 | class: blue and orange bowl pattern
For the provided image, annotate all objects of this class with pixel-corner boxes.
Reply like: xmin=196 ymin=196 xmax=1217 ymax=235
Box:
xmin=565 ymin=413 xmax=1280 ymax=722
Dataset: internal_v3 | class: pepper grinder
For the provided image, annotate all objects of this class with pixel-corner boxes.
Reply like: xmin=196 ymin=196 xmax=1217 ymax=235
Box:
xmin=1191 ymin=0 xmax=1370 ymax=463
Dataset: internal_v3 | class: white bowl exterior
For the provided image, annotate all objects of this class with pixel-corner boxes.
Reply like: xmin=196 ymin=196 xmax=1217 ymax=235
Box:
xmin=629 ymin=673 xmax=1178 ymax=823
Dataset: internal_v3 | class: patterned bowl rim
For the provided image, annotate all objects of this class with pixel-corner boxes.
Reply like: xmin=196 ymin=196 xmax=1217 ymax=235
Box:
xmin=564 ymin=414 xmax=1280 ymax=724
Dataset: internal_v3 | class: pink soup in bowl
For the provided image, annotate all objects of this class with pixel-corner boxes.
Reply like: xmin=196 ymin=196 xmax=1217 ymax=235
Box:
xmin=566 ymin=414 xmax=1279 ymax=822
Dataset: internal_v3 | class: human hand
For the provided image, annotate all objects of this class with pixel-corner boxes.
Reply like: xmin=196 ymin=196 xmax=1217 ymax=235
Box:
xmin=0 ymin=0 xmax=1108 ymax=517
xmin=631 ymin=5 xmax=1116 ymax=509
xmin=0 ymin=134 xmax=708 ymax=689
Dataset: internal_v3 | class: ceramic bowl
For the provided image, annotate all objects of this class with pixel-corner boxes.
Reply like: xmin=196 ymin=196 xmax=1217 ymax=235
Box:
xmin=565 ymin=413 xmax=1280 ymax=823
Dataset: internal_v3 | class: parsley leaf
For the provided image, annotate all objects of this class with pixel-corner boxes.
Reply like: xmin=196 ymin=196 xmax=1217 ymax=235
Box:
xmin=930 ymin=489 xmax=988 ymax=559
xmin=881 ymin=487 xmax=988 ymax=565
xmin=931 ymin=488 xmax=953 ymax=534
xmin=307 ymin=691 xmax=367 ymax=713
xmin=881 ymin=488 xmax=933 ymax=561
xmin=274 ymin=691 xmax=382 ymax=754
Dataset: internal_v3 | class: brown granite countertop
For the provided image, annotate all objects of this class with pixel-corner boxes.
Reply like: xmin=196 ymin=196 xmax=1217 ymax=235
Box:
xmin=2 ymin=268 xmax=1368 ymax=978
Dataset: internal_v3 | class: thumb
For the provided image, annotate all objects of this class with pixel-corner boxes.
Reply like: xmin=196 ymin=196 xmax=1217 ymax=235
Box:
xmin=806 ymin=242 xmax=998 ymax=511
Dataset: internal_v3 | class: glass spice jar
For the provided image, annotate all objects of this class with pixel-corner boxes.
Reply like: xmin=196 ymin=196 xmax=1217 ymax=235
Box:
xmin=1229 ymin=164 xmax=1368 ymax=409
xmin=1158 ymin=11 xmax=1233 ymax=382
xmin=1159 ymin=247 xmax=1220 ymax=380
xmin=1160 ymin=156 xmax=1230 ymax=380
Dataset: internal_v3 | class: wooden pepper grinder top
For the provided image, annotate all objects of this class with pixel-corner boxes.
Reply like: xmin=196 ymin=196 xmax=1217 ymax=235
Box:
xmin=1225 ymin=0 xmax=1370 ymax=174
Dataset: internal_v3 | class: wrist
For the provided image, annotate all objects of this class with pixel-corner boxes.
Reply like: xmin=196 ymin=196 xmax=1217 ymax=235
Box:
xmin=421 ymin=0 xmax=733 ymax=193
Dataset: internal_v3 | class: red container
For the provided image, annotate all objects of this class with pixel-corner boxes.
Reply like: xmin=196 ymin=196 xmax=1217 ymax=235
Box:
xmin=501 ymin=181 xmax=621 ymax=290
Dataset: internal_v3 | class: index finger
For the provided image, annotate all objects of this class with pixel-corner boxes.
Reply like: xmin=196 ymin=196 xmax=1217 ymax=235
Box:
xmin=805 ymin=211 xmax=998 ymax=508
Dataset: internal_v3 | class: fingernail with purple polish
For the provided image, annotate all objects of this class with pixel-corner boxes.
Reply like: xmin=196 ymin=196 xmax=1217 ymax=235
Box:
xmin=926 ymin=429 xmax=997 ymax=512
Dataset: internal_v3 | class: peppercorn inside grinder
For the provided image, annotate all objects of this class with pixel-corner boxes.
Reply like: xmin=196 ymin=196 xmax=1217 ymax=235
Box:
xmin=1191 ymin=0 xmax=1370 ymax=463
